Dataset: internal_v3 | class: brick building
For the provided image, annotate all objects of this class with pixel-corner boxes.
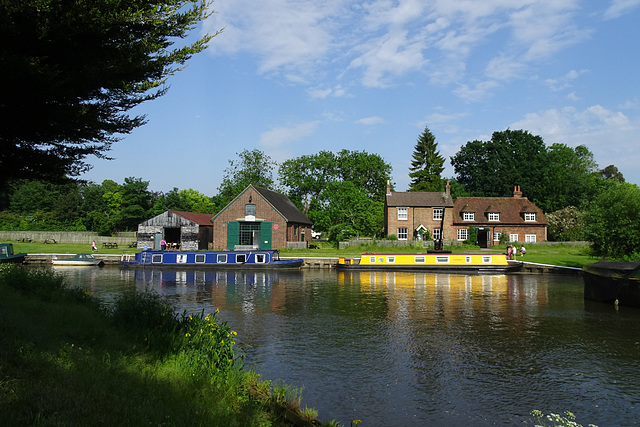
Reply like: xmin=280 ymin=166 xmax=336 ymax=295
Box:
xmin=452 ymin=186 xmax=547 ymax=247
xmin=211 ymin=185 xmax=313 ymax=250
xmin=384 ymin=181 xmax=455 ymax=241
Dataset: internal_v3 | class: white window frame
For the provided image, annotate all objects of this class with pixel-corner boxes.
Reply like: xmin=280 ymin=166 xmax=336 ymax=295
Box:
xmin=370 ymin=256 xmax=376 ymax=263
xmin=432 ymin=228 xmax=441 ymax=240
xmin=435 ymin=256 xmax=450 ymax=263
xmin=525 ymin=234 xmax=537 ymax=243
xmin=524 ymin=212 xmax=536 ymax=222
xmin=488 ymin=212 xmax=500 ymax=221
xmin=494 ymin=232 xmax=502 ymax=241
xmin=397 ymin=227 xmax=408 ymax=240
xmin=509 ymin=234 xmax=518 ymax=242
xmin=457 ymin=228 xmax=468 ymax=241
xmin=387 ymin=256 xmax=396 ymax=263
xmin=217 ymin=254 xmax=227 ymax=263
xmin=465 ymin=256 xmax=472 ymax=263
xmin=397 ymin=207 xmax=408 ymax=220
xmin=433 ymin=208 xmax=443 ymax=221
xmin=414 ymin=256 xmax=426 ymax=263
xmin=256 ymin=253 xmax=266 ymax=263
xmin=463 ymin=212 xmax=475 ymax=221
xmin=482 ymin=256 xmax=492 ymax=263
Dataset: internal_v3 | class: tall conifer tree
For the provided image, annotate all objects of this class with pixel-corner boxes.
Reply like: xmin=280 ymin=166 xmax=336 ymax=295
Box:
xmin=408 ymin=126 xmax=445 ymax=192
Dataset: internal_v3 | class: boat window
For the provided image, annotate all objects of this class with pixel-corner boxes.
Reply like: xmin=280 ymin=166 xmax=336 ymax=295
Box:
xmin=152 ymin=254 xmax=163 ymax=263
xmin=256 ymin=254 xmax=266 ymax=263
xmin=482 ymin=256 xmax=492 ymax=263
xmin=465 ymin=256 xmax=471 ymax=263
xmin=237 ymin=254 xmax=246 ymax=263
xmin=370 ymin=256 xmax=376 ymax=263
xmin=435 ymin=256 xmax=450 ymax=263
xmin=387 ymin=256 xmax=395 ymax=263
xmin=415 ymin=256 xmax=426 ymax=263
xmin=195 ymin=254 xmax=206 ymax=263
xmin=217 ymin=254 xmax=227 ymax=263
xmin=378 ymin=257 xmax=384 ymax=263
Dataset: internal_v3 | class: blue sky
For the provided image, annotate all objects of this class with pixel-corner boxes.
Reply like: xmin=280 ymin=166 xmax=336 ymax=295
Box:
xmin=83 ymin=0 xmax=640 ymax=197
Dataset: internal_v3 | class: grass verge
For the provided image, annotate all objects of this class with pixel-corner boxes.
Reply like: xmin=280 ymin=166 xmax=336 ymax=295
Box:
xmin=0 ymin=264 xmax=334 ymax=426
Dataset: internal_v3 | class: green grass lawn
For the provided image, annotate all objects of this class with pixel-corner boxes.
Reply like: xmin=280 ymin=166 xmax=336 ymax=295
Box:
xmin=9 ymin=239 xmax=601 ymax=269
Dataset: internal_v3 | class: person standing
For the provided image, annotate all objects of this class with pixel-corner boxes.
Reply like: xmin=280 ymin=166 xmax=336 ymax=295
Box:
xmin=92 ymin=240 xmax=97 ymax=252
xmin=520 ymin=245 xmax=526 ymax=256
xmin=507 ymin=244 xmax=512 ymax=260
xmin=160 ymin=238 xmax=166 ymax=250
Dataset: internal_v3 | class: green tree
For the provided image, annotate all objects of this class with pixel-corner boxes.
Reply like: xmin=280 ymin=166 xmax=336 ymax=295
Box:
xmin=598 ymin=165 xmax=625 ymax=182
xmin=217 ymin=149 xmax=277 ymax=208
xmin=0 ymin=0 xmax=218 ymax=188
xmin=583 ymin=181 xmax=640 ymax=259
xmin=451 ymin=130 xmax=548 ymax=203
xmin=151 ymin=188 xmax=215 ymax=215
xmin=408 ymin=126 xmax=445 ymax=192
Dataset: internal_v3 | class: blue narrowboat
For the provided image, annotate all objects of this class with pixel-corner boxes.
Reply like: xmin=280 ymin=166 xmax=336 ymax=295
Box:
xmin=120 ymin=249 xmax=304 ymax=269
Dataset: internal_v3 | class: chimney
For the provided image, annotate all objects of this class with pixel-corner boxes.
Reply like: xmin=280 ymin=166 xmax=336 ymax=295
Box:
xmin=386 ymin=180 xmax=391 ymax=196
xmin=513 ymin=185 xmax=522 ymax=198
xmin=445 ymin=180 xmax=450 ymax=196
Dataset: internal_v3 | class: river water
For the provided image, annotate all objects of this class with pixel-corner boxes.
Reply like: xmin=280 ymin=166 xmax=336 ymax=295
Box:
xmin=50 ymin=266 xmax=640 ymax=426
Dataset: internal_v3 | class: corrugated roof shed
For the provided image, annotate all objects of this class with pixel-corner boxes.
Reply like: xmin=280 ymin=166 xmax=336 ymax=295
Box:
xmin=169 ymin=210 xmax=215 ymax=226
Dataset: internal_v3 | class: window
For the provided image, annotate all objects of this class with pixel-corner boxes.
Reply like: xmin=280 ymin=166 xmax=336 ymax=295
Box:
xmin=398 ymin=227 xmax=408 ymax=240
xmin=525 ymin=234 xmax=537 ymax=243
xmin=152 ymin=254 xmax=163 ymax=263
xmin=245 ymin=204 xmax=256 ymax=215
xmin=256 ymin=254 xmax=266 ymax=263
xmin=387 ymin=256 xmax=396 ymax=263
xmin=397 ymin=207 xmax=408 ymax=220
xmin=524 ymin=212 xmax=536 ymax=222
xmin=482 ymin=256 xmax=492 ymax=263
xmin=435 ymin=256 xmax=450 ymax=263
xmin=494 ymin=232 xmax=502 ymax=241
xmin=370 ymin=256 xmax=376 ymax=263
xmin=378 ymin=257 xmax=384 ymax=263
xmin=488 ymin=212 xmax=500 ymax=221
xmin=415 ymin=256 xmax=426 ymax=263
xmin=217 ymin=254 xmax=227 ymax=263
xmin=463 ymin=212 xmax=475 ymax=221
xmin=457 ymin=229 xmax=468 ymax=241
xmin=236 ymin=254 xmax=246 ymax=263
xmin=433 ymin=208 xmax=443 ymax=220
xmin=509 ymin=234 xmax=518 ymax=242
xmin=195 ymin=254 xmax=206 ymax=263
xmin=432 ymin=228 xmax=441 ymax=240
xmin=465 ymin=256 xmax=471 ymax=263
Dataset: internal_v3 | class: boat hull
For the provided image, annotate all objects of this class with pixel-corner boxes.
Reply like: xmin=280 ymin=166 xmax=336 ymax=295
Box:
xmin=583 ymin=261 xmax=640 ymax=307
xmin=0 ymin=254 xmax=26 ymax=264
xmin=120 ymin=250 xmax=304 ymax=269
xmin=338 ymin=253 xmax=522 ymax=273
xmin=51 ymin=259 xmax=103 ymax=266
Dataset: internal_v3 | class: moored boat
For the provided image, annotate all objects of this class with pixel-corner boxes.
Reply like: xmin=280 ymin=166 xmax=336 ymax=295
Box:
xmin=0 ymin=243 xmax=26 ymax=264
xmin=51 ymin=253 xmax=104 ymax=266
xmin=120 ymin=249 xmax=304 ymax=269
xmin=582 ymin=261 xmax=640 ymax=307
xmin=337 ymin=252 xmax=522 ymax=273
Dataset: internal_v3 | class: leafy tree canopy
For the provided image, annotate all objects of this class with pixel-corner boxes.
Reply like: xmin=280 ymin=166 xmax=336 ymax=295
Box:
xmin=216 ymin=149 xmax=277 ymax=208
xmin=0 ymin=0 xmax=217 ymax=188
xmin=598 ymin=165 xmax=625 ymax=182
xmin=408 ymin=126 xmax=445 ymax=192
xmin=583 ymin=181 xmax=640 ymax=259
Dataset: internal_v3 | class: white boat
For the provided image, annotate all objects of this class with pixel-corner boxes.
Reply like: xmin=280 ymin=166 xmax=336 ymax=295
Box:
xmin=51 ymin=253 xmax=104 ymax=266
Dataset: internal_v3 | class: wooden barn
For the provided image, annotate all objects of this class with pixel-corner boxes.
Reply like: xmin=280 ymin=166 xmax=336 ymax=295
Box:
xmin=211 ymin=185 xmax=313 ymax=250
xmin=136 ymin=210 xmax=214 ymax=250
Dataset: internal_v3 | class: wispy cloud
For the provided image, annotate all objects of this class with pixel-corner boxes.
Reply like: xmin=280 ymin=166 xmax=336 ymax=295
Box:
xmin=604 ymin=0 xmax=640 ymax=19
xmin=357 ymin=116 xmax=385 ymax=125
xmin=259 ymin=121 xmax=320 ymax=148
xmin=205 ymin=0 xmax=594 ymax=98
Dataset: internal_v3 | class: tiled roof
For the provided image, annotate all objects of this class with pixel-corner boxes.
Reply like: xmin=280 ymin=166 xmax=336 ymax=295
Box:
xmin=254 ymin=186 xmax=313 ymax=225
xmin=452 ymin=197 xmax=546 ymax=225
xmin=386 ymin=191 xmax=453 ymax=207
xmin=169 ymin=210 xmax=215 ymax=226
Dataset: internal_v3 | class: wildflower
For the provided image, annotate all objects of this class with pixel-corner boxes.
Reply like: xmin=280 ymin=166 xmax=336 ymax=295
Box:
xmin=185 ymin=333 xmax=191 ymax=337
xmin=215 ymin=308 xmax=219 ymax=314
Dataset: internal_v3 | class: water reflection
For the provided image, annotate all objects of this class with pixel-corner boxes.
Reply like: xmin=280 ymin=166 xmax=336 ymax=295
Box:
xmin=49 ymin=266 xmax=640 ymax=427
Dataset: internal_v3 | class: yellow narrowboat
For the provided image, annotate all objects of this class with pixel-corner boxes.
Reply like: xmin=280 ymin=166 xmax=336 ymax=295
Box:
xmin=337 ymin=252 xmax=522 ymax=273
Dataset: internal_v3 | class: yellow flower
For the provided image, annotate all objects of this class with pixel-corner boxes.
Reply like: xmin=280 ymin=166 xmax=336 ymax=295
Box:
xmin=185 ymin=333 xmax=191 ymax=337
xmin=215 ymin=308 xmax=220 ymax=314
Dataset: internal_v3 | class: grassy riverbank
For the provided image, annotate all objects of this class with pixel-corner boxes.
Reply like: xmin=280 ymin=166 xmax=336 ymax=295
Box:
xmin=11 ymin=240 xmax=600 ymax=268
xmin=0 ymin=265 xmax=332 ymax=426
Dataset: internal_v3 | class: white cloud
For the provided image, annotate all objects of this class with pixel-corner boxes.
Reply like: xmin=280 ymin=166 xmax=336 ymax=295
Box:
xmin=510 ymin=105 xmax=639 ymax=173
xmin=357 ymin=116 xmax=385 ymax=125
xmin=545 ymin=69 xmax=588 ymax=91
xmin=259 ymin=121 xmax=320 ymax=148
xmin=604 ymin=0 xmax=640 ymax=19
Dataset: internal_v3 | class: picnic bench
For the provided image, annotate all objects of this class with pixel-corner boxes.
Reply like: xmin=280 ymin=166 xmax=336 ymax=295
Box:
xmin=102 ymin=242 xmax=118 ymax=249
xmin=43 ymin=239 xmax=57 ymax=244
xmin=128 ymin=241 xmax=137 ymax=248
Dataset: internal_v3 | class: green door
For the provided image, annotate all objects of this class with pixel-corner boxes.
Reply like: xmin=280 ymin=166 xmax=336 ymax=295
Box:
xmin=227 ymin=221 xmax=239 ymax=250
xmin=259 ymin=222 xmax=272 ymax=250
